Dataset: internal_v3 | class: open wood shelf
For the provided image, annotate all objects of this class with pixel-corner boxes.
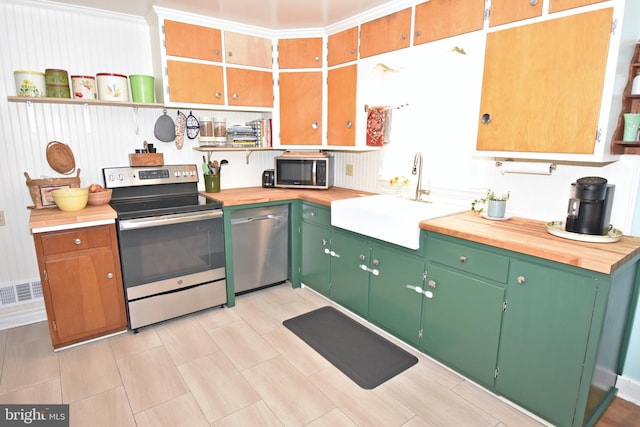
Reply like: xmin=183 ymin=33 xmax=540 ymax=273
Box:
xmin=7 ymin=96 xmax=164 ymax=108
xmin=611 ymin=43 xmax=640 ymax=155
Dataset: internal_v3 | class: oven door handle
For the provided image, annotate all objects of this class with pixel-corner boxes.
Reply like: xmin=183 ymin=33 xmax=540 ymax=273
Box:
xmin=119 ymin=210 xmax=223 ymax=230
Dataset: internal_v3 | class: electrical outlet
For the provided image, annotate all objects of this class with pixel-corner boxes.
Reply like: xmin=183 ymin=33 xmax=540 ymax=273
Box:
xmin=346 ymin=164 xmax=354 ymax=177
xmin=0 ymin=210 xmax=5 ymax=226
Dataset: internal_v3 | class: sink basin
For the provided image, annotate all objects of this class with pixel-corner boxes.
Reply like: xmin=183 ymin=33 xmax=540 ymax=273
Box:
xmin=331 ymin=195 xmax=465 ymax=249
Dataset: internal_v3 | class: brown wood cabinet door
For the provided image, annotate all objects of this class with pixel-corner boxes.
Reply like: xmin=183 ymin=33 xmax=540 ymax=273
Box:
xmin=279 ymin=72 xmax=322 ymax=145
xmin=328 ymin=27 xmax=358 ymax=66
xmin=227 ymin=68 xmax=273 ymax=107
xmin=164 ymin=20 xmax=222 ymax=62
xmin=489 ymin=0 xmax=543 ymax=27
xmin=477 ymin=8 xmax=613 ymax=154
xmin=328 ymin=65 xmax=357 ymax=146
xmin=414 ymin=0 xmax=485 ymax=45
xmin=279 ymin=37 xmax=323 ymax=68
xmin=224 ymin=31 xmax=272 ymax=68
xmin=549 ymin=0 xmax=607 ymax=13
xmin=45 ymin=248 xmax=126 ymax=346
xmin=167 ymin=60 xmax=224 ymax=105
xmin=360 ymin=8 xmax=412 ymax=58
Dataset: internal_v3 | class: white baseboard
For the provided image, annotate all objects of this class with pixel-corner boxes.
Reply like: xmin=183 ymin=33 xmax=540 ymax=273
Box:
xmin=616 ymin=375 xmax=640 ymax=405
xmin=0 ymin=303 xmax=47 ymax=331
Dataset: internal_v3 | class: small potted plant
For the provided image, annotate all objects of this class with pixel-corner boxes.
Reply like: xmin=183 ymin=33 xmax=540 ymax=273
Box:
xmin=471 ymin=189 xmax=510 ymax=218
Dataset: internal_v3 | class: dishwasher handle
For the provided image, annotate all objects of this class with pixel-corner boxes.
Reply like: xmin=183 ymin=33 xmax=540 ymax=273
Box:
xmin=231 ymin=214 xmax=285 ymax=225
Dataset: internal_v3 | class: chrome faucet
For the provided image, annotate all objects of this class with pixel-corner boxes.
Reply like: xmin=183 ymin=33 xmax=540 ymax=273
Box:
xmin=412 ymin=151 xmax=430 ymax=201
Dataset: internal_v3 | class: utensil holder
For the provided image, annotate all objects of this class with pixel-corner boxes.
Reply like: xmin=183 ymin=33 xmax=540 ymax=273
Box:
xmin=204 ymin=174 xmax=220 ymax=193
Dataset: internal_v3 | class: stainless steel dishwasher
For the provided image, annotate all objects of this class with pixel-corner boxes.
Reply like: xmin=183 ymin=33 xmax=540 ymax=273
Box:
xmin=230 ymin=204 xmax=289 ymax=294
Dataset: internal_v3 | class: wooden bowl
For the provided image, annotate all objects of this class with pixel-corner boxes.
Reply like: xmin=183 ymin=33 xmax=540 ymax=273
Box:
xmin=87 ymin=189 xmax=112 ymax=206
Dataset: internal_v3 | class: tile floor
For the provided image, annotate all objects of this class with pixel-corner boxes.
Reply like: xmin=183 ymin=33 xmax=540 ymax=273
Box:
xmin=0 ymin=283 xmax=552 ymax=427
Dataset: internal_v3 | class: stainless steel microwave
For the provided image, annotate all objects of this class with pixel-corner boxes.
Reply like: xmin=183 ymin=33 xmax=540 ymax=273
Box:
xmin=274 ymin=154 xmax=334 ymax=189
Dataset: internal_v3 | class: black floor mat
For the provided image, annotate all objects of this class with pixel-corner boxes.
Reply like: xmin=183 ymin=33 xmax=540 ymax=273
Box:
xmin=283 ymin=306 xmax=418 ymax=389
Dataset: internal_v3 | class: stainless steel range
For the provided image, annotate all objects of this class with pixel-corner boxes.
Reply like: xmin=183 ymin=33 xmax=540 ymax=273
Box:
xmin=103 ymin=164 xmax=226 ymax=331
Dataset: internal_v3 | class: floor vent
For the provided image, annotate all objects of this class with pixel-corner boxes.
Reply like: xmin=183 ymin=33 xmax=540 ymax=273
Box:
xmin=0 ymin=280 xmax=43 ymax=308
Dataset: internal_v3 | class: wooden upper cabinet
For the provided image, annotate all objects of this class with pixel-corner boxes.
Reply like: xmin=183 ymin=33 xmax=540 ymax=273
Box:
xmin=328 ymin=64 xmax=357 ymax=146
xmin=164 ymin=20 xmax=222 ymax=62
xmin=226 ymin=68 xmax=273 ymax=107
xmin=279 ymin=71 xmax=323 ymax=145
xmin=549 ymin=0 xmax=608 ymax=13
xmin=279 ymin=37 xmax=323 ymax=69
xmin=328 ymin=27 xmax=358 ymax=66
xmin=414 ymin=0 xmax=485 ymax=45
xmin=360 ymin=8 xmax=412 ymax=58
xmin=167 ymin=60 xmax=224 ymax=105
xmin=477 ymin=8 xmax=613 ymax=154
xmin=224 ymin=31 xmax=272 ymax=68
xmin=489 ymin=0 xmax=543 ymax=27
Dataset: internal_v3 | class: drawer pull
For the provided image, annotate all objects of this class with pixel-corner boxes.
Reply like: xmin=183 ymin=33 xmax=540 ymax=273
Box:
xmin=106 ymin=272 xmax=113 ymax=279
xmin=517 ymin=276 xmax=526 ymax=285
xmin=310 ymin=211 xmax=316 ymax=217
xmin=459 ymin=256 xmax=467 ymax=263
xmin=74 ymin=238 xmax=81 ymax=245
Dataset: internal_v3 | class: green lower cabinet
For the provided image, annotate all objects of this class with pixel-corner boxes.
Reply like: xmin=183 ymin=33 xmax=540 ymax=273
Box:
xmin=300 ymin=221 xmax=332 ymax=296
xmin=419 ymin=263 xmax=504 ymax=386
xmin=368 ymin=243 xmax=426 ymax=346
xmin=329 ymin=229 xmax=370 ymax=317
xmin=495 ymin=258 xmax=599 ymax=427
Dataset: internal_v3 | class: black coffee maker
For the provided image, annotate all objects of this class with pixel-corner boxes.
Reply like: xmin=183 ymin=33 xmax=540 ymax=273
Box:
xmin=565 ymin=176 xmax=615 ymax=235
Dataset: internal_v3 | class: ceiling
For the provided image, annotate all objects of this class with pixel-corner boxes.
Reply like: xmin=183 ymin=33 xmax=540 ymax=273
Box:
xmin=54 ymin=0 xmax=397 ymax=29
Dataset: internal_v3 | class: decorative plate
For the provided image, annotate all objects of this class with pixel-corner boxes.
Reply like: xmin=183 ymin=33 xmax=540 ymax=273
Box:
xmin=545 ymin=220 xmax=622 ymax=243
xmin=481 ymin=213 xmax=512 ymax=221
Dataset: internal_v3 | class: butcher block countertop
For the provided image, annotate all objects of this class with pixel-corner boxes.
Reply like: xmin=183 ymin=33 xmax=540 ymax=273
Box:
xmin=202 ymin=186 xmax=373 ymax=206
xmin=420 ymin=212 xmax=640 ymax=275
xmin=29 ymin=204 xmax=116 ymax=232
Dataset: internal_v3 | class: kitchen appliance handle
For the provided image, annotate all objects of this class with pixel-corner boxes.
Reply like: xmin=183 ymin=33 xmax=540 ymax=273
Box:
xmin=119 ymin=210 xmax=223 ymax=230
xmin=230 ymin=214 xmax=284 ymax=225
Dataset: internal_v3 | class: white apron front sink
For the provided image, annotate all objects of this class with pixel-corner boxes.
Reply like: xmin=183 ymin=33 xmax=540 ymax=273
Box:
xmin=331 ymin=195 xmax=465 ymax=250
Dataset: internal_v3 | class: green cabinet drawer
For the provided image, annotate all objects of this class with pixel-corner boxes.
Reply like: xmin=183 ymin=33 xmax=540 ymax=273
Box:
xmin=427 ymin=235 xmax=509 ymax=283
xmin=301 ymin=202 xmax=331 ymax=227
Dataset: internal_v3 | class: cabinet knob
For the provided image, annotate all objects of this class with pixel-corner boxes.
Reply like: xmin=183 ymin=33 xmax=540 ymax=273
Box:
xmin=106 ymin=272 xmax=113 ymax=279
xmin=372 ymin=259 xmax=379 ymax=267
xmin=350 ymin=48 xmax=355 ymax=54
xmin=359 ymin=254 xmax=365 ymax=262
xmin=415 ymin=30 xmax=421 ymax=37
xmin=517 ymin=276 xmax=526 ymax=284
xmin=428 ymin=279 xmax=436 ymax=289
xmin=311 ymin=122 xmax=319 ymax=129
xmin=529 ymin=0 xmax=537 ymax=5
xmin=215 ymin=92 xmax=222 ymax=99
xmin=345 ymin=120 xmax=352 ymax=128
xmin=74 ymin=238 xmax=81 ymax=245
xmin=215 ymin=49 xmax=221 ymax=56
xmin=401 ymin=33 xmax=407 ymax=40
xmin=459 ymin=256 xmax=467 ymax=263
xmin=228 ymin=51 xmax=233 ymax=57
xmin=232 ymin=93 xmax=239 ymax=100
xmin=481 ymin=113 xmax=492 ymax=124
xmin=314 ymin=56 xmax=320 ymax=62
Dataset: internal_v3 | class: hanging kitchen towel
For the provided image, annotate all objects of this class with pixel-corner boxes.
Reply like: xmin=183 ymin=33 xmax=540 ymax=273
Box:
xmin=366 ymin=106 xmax=389 ymax=146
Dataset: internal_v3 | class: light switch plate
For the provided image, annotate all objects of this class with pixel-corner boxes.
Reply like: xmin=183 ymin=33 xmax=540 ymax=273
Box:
xmin=0 ymin=210 xmax=5 ymax=226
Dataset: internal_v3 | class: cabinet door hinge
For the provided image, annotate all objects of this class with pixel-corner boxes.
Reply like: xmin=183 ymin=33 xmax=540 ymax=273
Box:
xmin=422 ymin=271 xmax=427 ymax=281
xmin=611 ymin=18 xmax=617 ymax=35
xmin=502 ymin=301 xmax=507 ymax=312
xmin=483 ymin=0 xmax=491 ymax=22
xmin=43 ymin=270 xmax=48 ymax=282
xmin=494 ymin=368 xmax=499 ymax=379
xmin=52 ymin=320 xmax=57 ymax=332
xmin=418 ymin=328 xmax=423 ymax=340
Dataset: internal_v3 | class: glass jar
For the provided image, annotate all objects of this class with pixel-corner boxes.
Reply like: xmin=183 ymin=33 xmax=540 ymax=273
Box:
xmin=199 ymin=117 xmax=214 ymax=146
xmin=213 ymin=117 xmax=227 ymax=146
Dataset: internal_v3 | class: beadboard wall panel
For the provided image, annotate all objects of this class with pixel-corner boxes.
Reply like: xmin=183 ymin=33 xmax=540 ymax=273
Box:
xmin=0 ymin=0 xmax=274 ymax=289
